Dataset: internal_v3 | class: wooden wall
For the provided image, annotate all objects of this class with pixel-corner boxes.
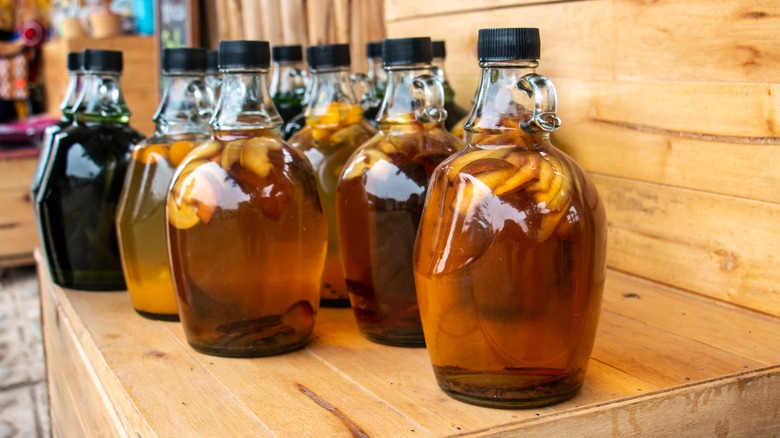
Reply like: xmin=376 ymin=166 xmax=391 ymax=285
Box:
xmin=208 ymin=0 xmax=385 ymax=72
xmin=385 ymin=0 xmax=780 ymax=317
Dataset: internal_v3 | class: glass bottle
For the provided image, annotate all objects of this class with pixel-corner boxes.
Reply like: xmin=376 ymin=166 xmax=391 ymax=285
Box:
xmin=281 ymin=46 xmax=316 ymax=140
xmin=166 ymin=40 xmax=327 ymax=357
xmin=288 ymin=44 xmax=377 ymax=307
xmin=432 ymin=41 xmax=469 ymax=132
xmin=37 ymin=49 xmax=145 ymax=290
xmin=337 ymin=37 xmax=463 ymax=346
xmin=270 ymin=45 xmax=308 ymax=127
xmin=116 ymin=48 xmax=212 ymax=320
xmin=414 ymin=28 xmax=607 ymax=408
xmin=205 ymin=50 xmax=221 ymax=103
xmin=362 ymin=41 xmax=387 ymax=129
xmin=31 ymin=51 xmax=82 ymax=210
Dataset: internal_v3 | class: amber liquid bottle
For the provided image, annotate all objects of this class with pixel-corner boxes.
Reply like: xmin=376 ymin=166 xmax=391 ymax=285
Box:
xmin=37 ymin=49 xmax=144 ymax=290
xmin=288 ymin=44 xmax=376 ymax=306
xmin=166 ymin=40 xmax=327 ymax=357
xmin=414 ymin=28 xmax=607 ymax=408
xmin=116 ymin=48 xmax=212 ymax=320
xmin=338 ymin=37 xmax=463 ymax=346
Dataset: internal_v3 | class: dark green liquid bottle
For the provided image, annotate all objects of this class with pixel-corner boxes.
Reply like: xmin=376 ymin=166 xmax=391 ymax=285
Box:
xmin=31 ymin=52 xmax=82 ymax=205
xmin=362 ymin=41 xmax=386 ymax=129
xmin=432 ymin=41 xmax=469 ymax=131
xmin=37 ymin=49 xmax=144 ymax=290
xmin=270 ymin=45 xmax=307 ymax=138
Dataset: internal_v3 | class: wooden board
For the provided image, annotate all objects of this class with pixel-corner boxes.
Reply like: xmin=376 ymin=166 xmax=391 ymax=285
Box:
xmin=0 ymin=156 xmax=37 ymax=268
xmin=38 ymin=252 xmax=780 ymax=436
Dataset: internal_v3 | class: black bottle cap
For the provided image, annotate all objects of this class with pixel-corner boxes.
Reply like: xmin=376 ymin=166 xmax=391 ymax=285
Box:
xmin=272 ymin=45 xmax=303 ymax=62
xmin=218 ymin=40 xmax=271 ymax=69
xmin=162 ymin=48 xmax=208 ymax=73
xmin=207 ymin=50 xmax=218 ymax=73
xmin=432 ymin=40 xmax=446 ymax=59
xmin=366 ymin=41 xmax=382 ymax=59
xmin=478 ymin=28 xmax=540 ymax=62
xmin=382 ymin=37 xmax=432 ymax=67
xmin=307 ymin=44 xmax=350 ymax=69
xmin=67 ymin=51 xmax=83 ymax=71
xmin=83 ymin=49 xmax=123 ymax=73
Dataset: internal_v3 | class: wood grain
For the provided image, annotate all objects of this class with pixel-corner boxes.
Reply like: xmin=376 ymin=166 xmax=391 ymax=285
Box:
xmin=595 ymin=174 xmax=780 ymax=317
xmin=0 ymin=157 xmax=37 ymax=266
xmin=280 ymin=0 xmax=309 ymax=46
xmin=260 ymin=0 xmax=285 ymax=45
xmin=383 ymin=0 xmax=564 ymax=22
xmin=38 ymin=251 xmax=780 ymax=436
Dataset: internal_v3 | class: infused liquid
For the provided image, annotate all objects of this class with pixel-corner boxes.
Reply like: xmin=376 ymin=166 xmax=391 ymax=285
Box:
xmin=38 ymin=124 xmax=143 ymax=289
xmin=414 ymin=119 xmax=607 ymax=407
xmin=167 ymin=129 xmax=327 ymax=357
xmin=338 ymin=122 xmax=459 ymax=345
xmin=290 ymin=103 xmax=375 ymax=305
xmin=117 ymin=139 xmax=199 ymax=318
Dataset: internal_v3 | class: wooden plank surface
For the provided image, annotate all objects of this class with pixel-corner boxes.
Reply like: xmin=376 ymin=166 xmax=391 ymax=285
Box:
xmin=0 ymin=157 xmax=37 ymax=266
xmin=595 ymin=174 xmax=780 ymax=317
xmin=39 ymin=251 xmax=780 ymax=436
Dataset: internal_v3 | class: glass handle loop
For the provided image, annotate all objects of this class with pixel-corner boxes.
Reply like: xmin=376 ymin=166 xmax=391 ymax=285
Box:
xmin=517 ymin=73 xmax=562 ymax=133
xmin=412 ymin=74 xmax=447 ymax=123
xmin=350 ymin=73 xmax=376 ymax=110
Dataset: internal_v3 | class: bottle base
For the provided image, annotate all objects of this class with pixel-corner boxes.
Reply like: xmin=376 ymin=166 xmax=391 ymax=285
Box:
xmin=320 ymin=298 xmax=352 ymax=308
xmin=187 ymin=337 xmax=311 ymax=358
xmin=360 ymin=332 xmax=426 ymax=348
xmin=134 ymin=309 xmax=180 ymax=322
xmin=433 ymin=366 xmax=583 ymax=409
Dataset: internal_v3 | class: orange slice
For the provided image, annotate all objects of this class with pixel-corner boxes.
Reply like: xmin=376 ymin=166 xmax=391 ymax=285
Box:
xmin=133 ymin=144 xmax=169 ymax=164
xmin=169 ymin=141 xmax=196 ymax=166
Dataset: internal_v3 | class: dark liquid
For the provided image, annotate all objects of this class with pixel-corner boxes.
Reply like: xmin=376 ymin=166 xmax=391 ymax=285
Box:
xmin=38 ymin=123 xmax=143 ymax=290
xmin=414 ymin=141 xmax=607 ymax=408
xmin=274 ymin=95 xmax=303 ymax=128
xmin=338 ymin=126 xmax=459 ymax=346
xmin=282 ymin=112 xmax=305 ymax=140
xmin=167 ymin=129 xmax=327 ymax=357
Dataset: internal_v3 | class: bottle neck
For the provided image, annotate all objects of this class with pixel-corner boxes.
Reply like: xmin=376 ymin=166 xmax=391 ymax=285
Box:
xmin=73 ymin=71 xmax=131 ymax=125
xmin=60 ymin=71 xmax=83 ymax=120
xmin=367 ymin=57 xmax=387 ymax=97
xmin=377 ymin=63 xmax=440 ymax=126
xmin=466 ymin=60 xmax=540 ymax=136
xmin=306 ymin=68 xmax=358 ymax=113
xmin=211 ymin=68 xmax=282 ymax=132
xmin=270 ymin=60 xmax=307 ymax=99
xmin=153 ymin=73 xmax=213 ymax=136
xmin=431 ymin=57 xmax=454 ymax=104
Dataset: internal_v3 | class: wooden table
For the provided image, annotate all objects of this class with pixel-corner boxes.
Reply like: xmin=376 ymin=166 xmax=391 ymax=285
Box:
xmin=38 ymin=252 xmax=780 ymax=437
xmin=0 ymin=150 xmax=37 ymax=268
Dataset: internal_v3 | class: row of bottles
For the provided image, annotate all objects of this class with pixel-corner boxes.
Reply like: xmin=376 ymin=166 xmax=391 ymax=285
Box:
xmin=32 ymin=29 xmax=606 ymax=409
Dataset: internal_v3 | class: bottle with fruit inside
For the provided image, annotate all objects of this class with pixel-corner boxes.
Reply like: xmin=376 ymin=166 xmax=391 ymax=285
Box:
xmin=166 ymin=40 xmax=327 ymax=357
xmin=337 ymin=37 xmax=462 ymax=346
xmin=288 ymin=43 xmax=376 ymax=307
xmin=116 ymin=48 xmax=213 ymax=320
xmin=37 ymin=49 xmax=145 ymax=290
xmin=414 ymin=28 xmax=607 ymax=408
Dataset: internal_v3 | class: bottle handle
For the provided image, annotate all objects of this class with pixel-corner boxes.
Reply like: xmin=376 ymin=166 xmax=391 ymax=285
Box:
xmin=350 ymin=73 xmax=376 ymax=110
xmin=517 ymin=73 xmax=562 ymax=133
xmin=412 ymin=74 xmax=447 ymax=123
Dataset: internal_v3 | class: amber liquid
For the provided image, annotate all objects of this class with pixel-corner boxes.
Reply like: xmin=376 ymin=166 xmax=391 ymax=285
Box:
xmin=291 ymin=118 xmax=376 ymax=306
xmin=414 ymin=137 xmax=607 ymax=407
xmin=338 ymin=124 xmax=461 ymax=346
xmin=167 ymin=129 xmax=327 ymax=357
xmin=117 ymin=139 xmax=203 ymax=319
